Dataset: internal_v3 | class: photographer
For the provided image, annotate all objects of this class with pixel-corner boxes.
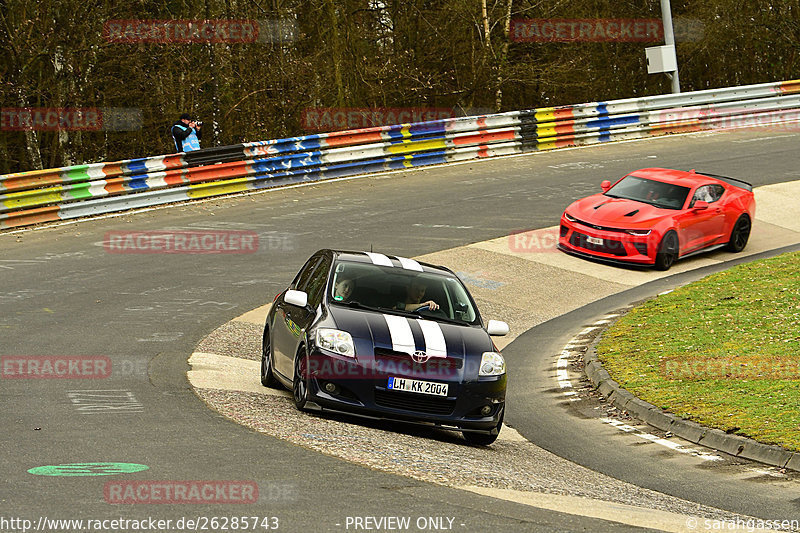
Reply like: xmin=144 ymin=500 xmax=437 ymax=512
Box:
xmin=171 ymin=113 xmax=202 ymax=152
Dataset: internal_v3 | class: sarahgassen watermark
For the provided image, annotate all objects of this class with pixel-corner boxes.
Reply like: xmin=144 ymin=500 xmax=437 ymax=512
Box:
xmin=686 ymin=516 xmax=799 ymax=532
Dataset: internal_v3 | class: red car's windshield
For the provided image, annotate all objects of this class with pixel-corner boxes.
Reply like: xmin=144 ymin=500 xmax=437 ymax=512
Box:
xmin=604 ymin=175 xmax=691 ymax=210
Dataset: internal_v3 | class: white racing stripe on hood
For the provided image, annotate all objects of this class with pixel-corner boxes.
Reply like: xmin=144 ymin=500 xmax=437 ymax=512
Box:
xmin=365 ymin=252 xmax=393 ymax=267
xmin=416 ymin=319 xmax=447 ymax=358
xmin=383 ymin=314 xmax=416 ymax=355
xmin=397 ymin=257 xmax=423 ymax=271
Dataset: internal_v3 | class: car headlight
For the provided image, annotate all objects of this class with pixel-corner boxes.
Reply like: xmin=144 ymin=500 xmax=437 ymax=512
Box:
xmin=564 ymin=212 xmax=577 ymax=223
xmin=625 ymin=229 xmax=651 ymax=236
xmin=316 ymin=329 xmax=355 ymax=357
xmin=479 ymin=352 xmax=506 ymax=376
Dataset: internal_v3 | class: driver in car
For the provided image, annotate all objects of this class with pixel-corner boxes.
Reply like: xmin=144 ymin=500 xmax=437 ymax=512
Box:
xmin=399 ymin=278 xmax=439 ymax=311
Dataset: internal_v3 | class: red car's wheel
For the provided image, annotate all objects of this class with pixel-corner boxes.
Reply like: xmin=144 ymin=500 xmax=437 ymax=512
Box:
xmin=726 ymin=215 xmax=751 ymax=253
xmin=654 ymin=231 xmax=679 ymax=271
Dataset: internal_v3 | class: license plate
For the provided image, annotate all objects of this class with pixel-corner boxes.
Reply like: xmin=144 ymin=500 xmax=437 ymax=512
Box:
xmin=388 ymin=377 xmax=448 ymax=397
xmin=586 ymin=236 xmax=604 ymax=245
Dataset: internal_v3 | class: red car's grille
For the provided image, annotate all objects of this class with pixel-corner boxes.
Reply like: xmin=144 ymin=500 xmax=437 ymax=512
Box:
xmin=570 ymin=232 xmax=627 ymax=256
xmin=571 ymin=217 xmax=627 ymax=233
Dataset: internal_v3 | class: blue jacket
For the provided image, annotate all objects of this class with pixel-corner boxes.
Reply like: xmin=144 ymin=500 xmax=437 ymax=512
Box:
xmin=171 ymin=122 xmax=201 ymax=152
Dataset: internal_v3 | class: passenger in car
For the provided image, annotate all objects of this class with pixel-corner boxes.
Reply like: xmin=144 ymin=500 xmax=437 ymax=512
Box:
xmin=333 ymin=277 xmax=355 ymax=302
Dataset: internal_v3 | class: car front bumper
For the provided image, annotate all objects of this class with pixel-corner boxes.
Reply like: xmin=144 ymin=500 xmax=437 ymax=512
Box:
xmin=558 ymin=216 xmax=658 ymax=265
xmin=304 ymin=347 xmax=506 ymax=432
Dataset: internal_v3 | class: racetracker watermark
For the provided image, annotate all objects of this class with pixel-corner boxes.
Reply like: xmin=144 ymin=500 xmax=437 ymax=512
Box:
xmin=301 ymin=107 xmax=456 ymax=131
xmin=104 ymin=480 xmax=258 ymax=504
xmin=508 ymin=227 xmax=560 ymax=253
xmin=103 ymin=19 xmax=297 ymax=44
xmin=1 ymin=108 xmax=142 ymax=132
xmin=510 ymin=18 xmax=703 ymax=43
xmin=104 ymin=230 xmax=259 ymax=254
xmin=301 ymin=353 xmax=491 ymax=381
xmin=656 ymin=108 xmax=800 ymax=132
xmin=0 ymin=516 xmax=279 ymax=532
xmin=1 ymin=356 xmax=111 ymax=379
xmin=661 ymin=356 xmax=800 ymax=381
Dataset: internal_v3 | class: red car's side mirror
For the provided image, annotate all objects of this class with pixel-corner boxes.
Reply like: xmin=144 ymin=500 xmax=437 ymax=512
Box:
xmin=601 ymin=180 xmax=612 ymax=192
xmin=693 ymin=201 xmax=709 ymax=210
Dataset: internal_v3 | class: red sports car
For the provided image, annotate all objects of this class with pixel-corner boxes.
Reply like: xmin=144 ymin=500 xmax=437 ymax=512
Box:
xmin=558 ymin=168 xmax=755 ymax=270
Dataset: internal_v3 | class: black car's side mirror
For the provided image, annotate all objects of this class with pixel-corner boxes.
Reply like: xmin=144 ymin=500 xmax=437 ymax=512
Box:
xmin=486 ymin=320 xmax=509 ymax=336
xmin=284 ymin=290 xmax=308 ymax=308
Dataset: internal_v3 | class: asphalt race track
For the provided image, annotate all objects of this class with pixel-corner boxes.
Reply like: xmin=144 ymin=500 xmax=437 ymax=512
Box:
xmin=2 ymin=127 xmax=799 ymax=532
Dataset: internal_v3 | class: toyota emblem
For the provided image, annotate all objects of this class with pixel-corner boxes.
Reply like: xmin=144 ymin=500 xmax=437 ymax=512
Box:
xmin=411 ymin=350 xmax=430 ymax=363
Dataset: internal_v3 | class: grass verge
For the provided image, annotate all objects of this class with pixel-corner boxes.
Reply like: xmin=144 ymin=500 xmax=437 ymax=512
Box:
xmin=597 ymin=251 xmax=800 ymax=451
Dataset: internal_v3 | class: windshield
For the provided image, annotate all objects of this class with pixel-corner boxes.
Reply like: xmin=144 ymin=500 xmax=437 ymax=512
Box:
xmin=605 ymin=175 xmax=690 ymax=210
xmin=329 ymin=260 xmax=479 ymax=325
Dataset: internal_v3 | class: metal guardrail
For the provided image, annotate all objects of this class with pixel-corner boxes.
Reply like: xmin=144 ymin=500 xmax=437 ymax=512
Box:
xmin=2 ymin=79 xmax=799 ymax=229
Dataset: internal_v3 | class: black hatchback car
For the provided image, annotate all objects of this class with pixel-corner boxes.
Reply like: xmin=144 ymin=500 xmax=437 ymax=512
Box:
xmin=261 ymin=249 xmax=510 ymax=444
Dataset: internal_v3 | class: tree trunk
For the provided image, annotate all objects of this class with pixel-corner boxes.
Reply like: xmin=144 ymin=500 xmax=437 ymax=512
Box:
xmin=325 ymin=0 xmax=346 ymax=106
xmin=494 ymin=0 xmax=514 ymax=111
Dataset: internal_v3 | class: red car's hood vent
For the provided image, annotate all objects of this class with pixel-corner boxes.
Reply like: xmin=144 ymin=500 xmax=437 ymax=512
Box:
xmin=569 ymin=195 xmax=665 ymax=224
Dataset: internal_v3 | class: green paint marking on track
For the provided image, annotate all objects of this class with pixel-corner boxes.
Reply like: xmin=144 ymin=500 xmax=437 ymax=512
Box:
xmin=27 ymin=462 xmax=149 ymax=477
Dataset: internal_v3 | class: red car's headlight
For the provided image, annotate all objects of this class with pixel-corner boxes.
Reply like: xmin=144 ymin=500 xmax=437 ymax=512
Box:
xmin=624 ymin=229 xmax=652 ymax=236
xmin=564 ymin=212 xmax=577 ymax=223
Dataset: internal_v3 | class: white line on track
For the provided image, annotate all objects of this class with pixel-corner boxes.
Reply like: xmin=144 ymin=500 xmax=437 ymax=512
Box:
xmin=553 ymin=310 xmax=731 ymax=462
xmin=600 ymin=418 xmax=723 ymax=462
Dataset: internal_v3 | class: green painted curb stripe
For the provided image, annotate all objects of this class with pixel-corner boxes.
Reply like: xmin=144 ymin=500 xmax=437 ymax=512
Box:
xmin=28 ymin=462 xmax=149 ymax=477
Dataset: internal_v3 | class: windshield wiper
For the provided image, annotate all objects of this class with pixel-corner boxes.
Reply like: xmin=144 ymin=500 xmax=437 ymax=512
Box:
xmin=333 ymin=300 xmax=380 ymax=312
xmin=391 ymin=308 xmax=469 ymax=326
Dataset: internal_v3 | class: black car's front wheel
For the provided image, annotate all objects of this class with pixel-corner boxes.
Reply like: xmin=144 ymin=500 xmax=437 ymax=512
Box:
xmin=292 ymin=348 xmax=310 ymax=411
xmin=463 ymin=409 xmax=503 ymax=446
xmin=726 ymin=214 xmax=751 ymax=253
xmin=260 ymin=327 xmax=279 ymax=388
xmin=654 ymin=231 xmax=679 ymax=271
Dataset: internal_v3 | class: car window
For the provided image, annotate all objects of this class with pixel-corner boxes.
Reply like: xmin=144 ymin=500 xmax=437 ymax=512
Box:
xmin=691 ymin=184 xmax=725 ymax=206
xmin=305 ymin=255 xmax=331 ymax=308
xmin=607 ymin=175 xmax=690 ymax=210
xmin=329 ymin=260 xmax=480 ymax=325
xmin=294 ymin=255 xmax=322 ymax=292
